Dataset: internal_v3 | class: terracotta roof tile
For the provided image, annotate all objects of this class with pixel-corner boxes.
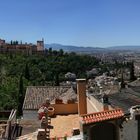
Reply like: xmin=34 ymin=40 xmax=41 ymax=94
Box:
xmin=81 ymin=109 xmax=124 ymax=124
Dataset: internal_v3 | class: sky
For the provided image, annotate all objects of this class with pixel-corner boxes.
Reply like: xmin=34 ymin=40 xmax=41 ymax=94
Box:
xmin=0 ymin=0 xmax=140 ymax=47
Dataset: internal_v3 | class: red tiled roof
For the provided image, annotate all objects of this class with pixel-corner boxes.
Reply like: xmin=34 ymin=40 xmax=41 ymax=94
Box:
xmin=81 ymin=109 xmax=124 ymax=124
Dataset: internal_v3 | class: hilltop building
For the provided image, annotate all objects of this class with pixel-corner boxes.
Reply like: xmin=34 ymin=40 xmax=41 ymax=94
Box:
xmin=0 ymin=39 xmax=5 ymax=46
xmin=37 ymin=39 xmax=44 ymax=51
xmin=0 ymin=38 xmax=44 ymax=54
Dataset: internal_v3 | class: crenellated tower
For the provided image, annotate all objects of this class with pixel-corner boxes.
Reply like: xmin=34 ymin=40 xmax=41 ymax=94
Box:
xmin=37 ymin=38 xmax=44 ymax=51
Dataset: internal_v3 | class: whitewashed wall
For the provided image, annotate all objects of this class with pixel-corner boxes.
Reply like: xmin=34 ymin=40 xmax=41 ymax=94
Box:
xmin=120 ymin=119 xmax=138 ymax=140
xmin=87 ymin=95 xmax=113 ymax=113
xmin=119 ymin=106 xmax=140 ymax=140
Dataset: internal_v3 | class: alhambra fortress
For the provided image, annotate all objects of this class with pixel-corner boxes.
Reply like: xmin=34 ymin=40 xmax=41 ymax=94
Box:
xmin=0 ymin=38 xmax=44 ymax=54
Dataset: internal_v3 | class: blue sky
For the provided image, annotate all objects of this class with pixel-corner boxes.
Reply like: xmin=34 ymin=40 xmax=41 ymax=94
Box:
xmin=0 ymin=0 xmax=140 ymax=47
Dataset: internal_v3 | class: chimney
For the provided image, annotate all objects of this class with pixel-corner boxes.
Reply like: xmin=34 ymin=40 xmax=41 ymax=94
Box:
xmin=102 ymin=94 xmax=109 ymax=111
xmin=77 ymin=79 xmax=87 ymax=115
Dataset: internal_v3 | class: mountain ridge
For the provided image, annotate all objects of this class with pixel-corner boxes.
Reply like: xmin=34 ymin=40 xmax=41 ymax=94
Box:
xmin=45 ymin=44 xmax=140 ymax=52
xmin=108 ymin=45 xmax=140 ymax=50
xmin=45 ymin=43 xmax=105 ymax=52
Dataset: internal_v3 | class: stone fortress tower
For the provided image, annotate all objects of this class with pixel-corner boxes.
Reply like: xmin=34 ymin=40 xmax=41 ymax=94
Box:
xmin=37 ymin=38 xmax=44 ymax=51
xmin=0 ymin=39 xmax=6 ymax=46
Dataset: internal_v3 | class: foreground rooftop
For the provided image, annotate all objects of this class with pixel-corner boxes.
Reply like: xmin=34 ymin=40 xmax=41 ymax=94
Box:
xmin=109 ymin=88 xmax=140 ymax=113
xmin=81 ymin=108 xmax=124 ymax=125
xmin=17 ymin=114 xmax=79 ymax=140
xmin=50 ymin=114 xmax=79 ymax=138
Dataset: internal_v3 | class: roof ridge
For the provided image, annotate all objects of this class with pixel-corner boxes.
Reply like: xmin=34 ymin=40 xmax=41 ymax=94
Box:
xmin=81 ymin=109 xmax=124 ymax=124
xmin=81 ymin=108 xmax=124 ymax=117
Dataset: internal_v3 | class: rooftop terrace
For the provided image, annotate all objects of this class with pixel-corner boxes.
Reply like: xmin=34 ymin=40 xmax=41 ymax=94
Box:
xmin=17 ymin=114 xmax=79 ymax=140
xmin=50 ymin=114 xmax=79 ymax=138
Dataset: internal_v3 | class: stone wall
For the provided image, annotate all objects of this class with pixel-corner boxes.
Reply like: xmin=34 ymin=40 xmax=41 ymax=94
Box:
xmin=119 ymin=106 xmax=140 ymax=140
xmin=120 ymin=119 xmax=138 ymax=140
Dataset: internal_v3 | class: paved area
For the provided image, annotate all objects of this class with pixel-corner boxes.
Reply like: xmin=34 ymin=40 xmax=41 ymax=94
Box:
xmin=20 ymin=119 xmax=41 ymax=135
xmin=17 ymin=114 xmax=80 ymax=139
xmin=17 ymin=131 xmax=38 ymax=140
xmin=50 ymin=114 xmax=79 ymax=138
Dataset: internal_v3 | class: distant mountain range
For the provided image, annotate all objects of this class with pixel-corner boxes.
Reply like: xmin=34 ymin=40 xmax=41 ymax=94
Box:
xmin=108 ymin=45 xmax=140 ymax=50
xmin=45 ymin=44 xmax=140 ymax=53
xmin=45 ymin=43 xmax=105 ymax=53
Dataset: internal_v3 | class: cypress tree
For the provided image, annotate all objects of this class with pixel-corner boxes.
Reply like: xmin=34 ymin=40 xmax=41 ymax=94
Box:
xmin=130 ymin=61 xmax=136 ymax=81
xmin=18 ymin=74 xmax=24 ymax=116
xmin=24 ymin=63 xmax=30 ymax=80
xmin=120 ymin=70 xmax=125 ymax=89
xmin=10 ymin=40 xmax=13 ymax=45
xmin=55 ymin=73 xmax=60 ymax=86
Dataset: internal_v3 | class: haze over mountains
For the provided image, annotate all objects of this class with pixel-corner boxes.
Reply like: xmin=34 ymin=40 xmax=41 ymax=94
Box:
xmin=45 ymin=44 xmax=140 ymax=53
xmin=45 ymin=43 xmax=104 ymax=52
xmin=108 ymin=46 xmax=140 ymax=50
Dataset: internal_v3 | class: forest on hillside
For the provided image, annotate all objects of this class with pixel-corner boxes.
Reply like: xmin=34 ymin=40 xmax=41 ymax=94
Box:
xmin=0 ymin=50 xmax=99 ymax=112
xmin=0 ymin=49 xmax=131 ymax=113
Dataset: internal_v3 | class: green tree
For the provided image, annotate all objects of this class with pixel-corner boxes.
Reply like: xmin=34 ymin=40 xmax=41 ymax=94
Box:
xmin=15 ymin=40 xmax=18 ymax=45
xmin=59 ymin=49 xmax=64 ymax=56
xmin=120 ymin=70 xmax=125 ymax=88
xmin=54 ymin=73 xmax=60 ymax=86
xmin=48 ymin=48 xmax=52 ymax=56
xmin=130 ymin=61 xmax=136 ymax=81
xmin=18 ymin=75 xmax=24 ymax=116
xmin=24 ymin=63 xmax=30 ymax=80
